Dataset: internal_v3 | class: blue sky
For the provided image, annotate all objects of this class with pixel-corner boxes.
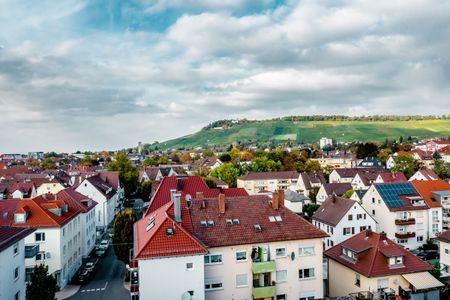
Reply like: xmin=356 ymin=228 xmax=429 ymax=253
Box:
xmin=0 ymin=0 xmax=449 ymax=152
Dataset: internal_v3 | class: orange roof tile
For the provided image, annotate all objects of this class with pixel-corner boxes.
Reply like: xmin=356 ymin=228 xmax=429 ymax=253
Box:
xmin=411 ymin=180 xmax=450 ymax=208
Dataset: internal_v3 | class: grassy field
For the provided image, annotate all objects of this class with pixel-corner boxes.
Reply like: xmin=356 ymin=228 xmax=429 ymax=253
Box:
xmin=159 ymin=119 xmax=450 ymax=149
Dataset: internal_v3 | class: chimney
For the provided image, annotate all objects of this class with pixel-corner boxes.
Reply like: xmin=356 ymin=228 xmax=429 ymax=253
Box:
xmin=380 ymin=231 xmax=387 ymax=240
xmin=196 ymin=191 xmax=204 ymax=199
xmin=278 ymin=189 xmax=284 ymax=207
xmin=176 ymin=177 xmax=183 ymax=192
xmin=218 ymin=193 xmax=225 ymax=214
xmin=272 ymin=192 xmax=279 ymax=210
xmin=201 ymin=200 xmax=206 ymax=209
xmin=366 ymin=228 xmax=372 ymax=236
xmin=332 ymin=194 xmax=337 ymax=203
xmin=171 ymin=189 xmax=182 ymax=222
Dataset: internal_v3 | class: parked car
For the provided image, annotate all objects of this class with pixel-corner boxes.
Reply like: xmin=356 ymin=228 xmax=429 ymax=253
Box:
xmin=76 ymin=270 xmax=91 ymax=284
xmin=84 ymin=261 xmax=95 ymax=272
xmin=417 ymin=250 xmax=439 ymax=261
xmin=99 ymin=239 xmax=110 ymax=250
xmin=95 ymin=248 xmax=106 ymax=257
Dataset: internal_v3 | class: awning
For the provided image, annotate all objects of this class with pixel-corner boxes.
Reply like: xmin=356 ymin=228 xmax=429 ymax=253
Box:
xmin=402 ymin=272 xmax=444 ymax=290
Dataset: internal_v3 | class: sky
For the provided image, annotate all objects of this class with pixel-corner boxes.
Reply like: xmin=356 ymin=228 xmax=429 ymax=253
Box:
xmin=0 ymin=0 xmax=449 ymax=152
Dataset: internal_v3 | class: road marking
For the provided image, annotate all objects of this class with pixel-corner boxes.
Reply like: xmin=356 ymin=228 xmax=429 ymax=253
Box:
xmin=103 ymin=281 xmax=109 ymax=290
xmin=81 ymin=290 xmax=86 ymax=293
xmin=96 ymin=288 xmax=101 ymax=291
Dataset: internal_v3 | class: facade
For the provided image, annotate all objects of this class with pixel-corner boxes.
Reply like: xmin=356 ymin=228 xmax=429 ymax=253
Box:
xmin=437 ymin=230 xmax=450 ymax=278
xmin=350 ymin=169 xmax=385 ymax=190
xmin=329 ymin=168 xmax=359 ymax=183
xmin=0 ymin=227 xmax=35 ymax=300
xmin=361 ymin=183 xmax=440 ymax=250
xmin=320 ymin=137 xmax=333 ymax=149
xmin=297 ymin=172 xmax=326 ymax=197
xmin=409 ymin=169 xmax=440 ymax=181
xmin=283 ymin=190 xmax=310 ymax=214
xmin=316 ymin=183 xmax=352 ymax=204
xmin=312 ymin=195 xmax=376 ymax=249
xmin=35 ymin=181 xmax=65 ymax=196
xmin=237 ymin=171 xmax=299 ymax=194
xmin=325 ymin=230 xmax=442 ymax=299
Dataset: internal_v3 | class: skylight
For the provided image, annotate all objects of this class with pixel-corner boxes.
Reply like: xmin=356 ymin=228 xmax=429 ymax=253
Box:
xmin=226 ymin=219 xmax=232 ymax=225
xmin=254 ymin=224 xmax=262 ymax=232
xmin=233 ymin=219 xmax=240 ymax=225
xmin=207 ymin=220 xmax=215 ymax=226
xmin=200 ymin=220 xmax=207 ymax=227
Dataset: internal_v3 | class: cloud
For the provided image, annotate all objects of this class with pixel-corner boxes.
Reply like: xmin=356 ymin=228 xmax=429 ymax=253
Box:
xmin=0 ymin=0 xmax=449 ymax=152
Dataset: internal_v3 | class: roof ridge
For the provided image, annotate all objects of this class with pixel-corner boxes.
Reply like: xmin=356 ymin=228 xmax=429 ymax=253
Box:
xmin=367 ymin=234 xmax=382 ymax=277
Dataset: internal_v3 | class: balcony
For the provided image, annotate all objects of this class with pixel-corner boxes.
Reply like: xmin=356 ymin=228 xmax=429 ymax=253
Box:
xmin=395 ymin=218 xmax=415 ymax=225
xmin=395 ymin=232 xmax=416 ymax=239
xmin=25 ymin=244 xmax=40 ymax=258
xmin=251 ymin=260 xmax=276 ymax=274
xmin=252 ymin=285 xmax=276 ymax=299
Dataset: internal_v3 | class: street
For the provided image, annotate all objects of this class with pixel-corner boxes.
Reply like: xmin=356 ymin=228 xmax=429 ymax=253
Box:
xmin=67 ymin=246 xmax=130 ymax=300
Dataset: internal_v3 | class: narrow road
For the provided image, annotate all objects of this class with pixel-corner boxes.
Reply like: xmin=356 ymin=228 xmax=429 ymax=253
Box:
xmin=67 ymin=246 xmax=129 ymax=300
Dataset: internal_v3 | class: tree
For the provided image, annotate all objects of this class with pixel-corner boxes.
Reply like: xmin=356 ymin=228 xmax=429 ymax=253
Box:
xmin=228 ymin=148 xmax=241 ymax=160
xmin=41 ymin=158 xmax=56 ymax=169
xmin=210 ymin=163 xmax=241 ymax=187
xmin=308 ymin=187 xmax=320 ymax=203
xmin=244 ymin=158 xmax=283 ymax=173
xmin=429 ymin=261 xmax=443 ymax=283
xmin=377 ymin=149 xmax=392 ymax=165
xmin=204 ymin=177 xmax=218 ymax=189
xmin=355 ymin=142 xmax=379 ymax=159
xmin=342 ymin=189 xmax=354 ymax=199
xmin=26 ymin=264 xmax=58 ymax=300
xmin=302 ymin=204 xmax=320 ymax=221
xmin=112 ymin=209 xmax=136 ymax=264
xmin=107 ymin=152 xmax=139 ymax=197
xmin=391 ymin=154 xmax=421 ymax=178
xmin=434 ymin=158 xmax=450 ymax=179
xmin=180 ymin=152 xmax=192 ymax=164
xmin=219 ymin=153 xmax=232 ymax=162
xmin=139 ymin=180 xmax=152 ymax=202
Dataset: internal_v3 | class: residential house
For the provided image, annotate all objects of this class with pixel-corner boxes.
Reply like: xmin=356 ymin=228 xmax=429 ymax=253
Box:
xmin=361 ymin=182 xmax=439 ymax=249
xmin=409 ymin=169 xmax=440 ymax=181
xmin=311 ymin=150 xmax=357 ymax=169
xmin=237 ymin=171 xmax=299 ymax=195
xmin=12 ymin=195 xmax=83 ymax=289
xmin=357 ymin=157 xmax=384 ymax=168
xmin=7 ymin=182 xmax=37 ymax=199
xmin=134 ymin=187 xmax=328 ymax=300
xmin=374 ymin=172 xmax=407 ymax=184
xmin=0 ymin=227 xmax=35 ymax=300
xmin=282 ymin=190 xmax=311 ymax=214
xmin=139 ymin=166 xmax=178 ymax=183
xmin=350 ymin=189 xmax=367 ymax=203
xmin=329 ymin=168 xmax=360 ymax=184
xmin=387 ymin=150 xmax=435 ymax=170
xmin=191 ymin=157 xmax=223 ymax=172
xmin=319 ymin=137 xmax=333 ymax=149
xmin=437 ymin=230 xmax=450 ymax=278
xmin=413 ymin=139 xmax=450 ymax=152
xmin=297 ymin=172 xmax=326 ymax=197
xmin=316 ymin=183 xmax=353 ymax=204
xmin=351 ymin=169 xmax=385 ymax=190
xmin=312 ymin=195 xmax=376 ymax=249
xmin=325 ymin=230 xmax=443 ymax=299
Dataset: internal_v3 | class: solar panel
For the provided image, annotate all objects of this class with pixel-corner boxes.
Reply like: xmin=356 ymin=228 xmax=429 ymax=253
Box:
xmin=376 ymin=183 xmax=416 ymax=208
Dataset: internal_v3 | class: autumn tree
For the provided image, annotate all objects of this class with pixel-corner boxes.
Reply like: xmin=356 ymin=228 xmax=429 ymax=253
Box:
xmin=210 ymin=163 xmax=241 ymax=187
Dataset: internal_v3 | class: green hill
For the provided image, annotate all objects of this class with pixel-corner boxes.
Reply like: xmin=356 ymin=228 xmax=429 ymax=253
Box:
xmin=158 ymin=118 xmax=450 ymax=149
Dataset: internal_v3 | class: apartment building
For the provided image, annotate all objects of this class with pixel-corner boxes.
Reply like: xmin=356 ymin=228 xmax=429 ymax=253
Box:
xmin=237 ymin=171 xmax=299 ymax=194
xmin=437 ymin=230 xmax=450 ymax=278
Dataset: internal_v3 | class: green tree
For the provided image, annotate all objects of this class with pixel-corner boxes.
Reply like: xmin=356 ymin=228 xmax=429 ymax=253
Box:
xmin=107 ymin=152 xmax=139 ymax=197
xmin=41 ymin=158 xmax=56 ymax=169
xmin=355 ymin=142 xmax=379 ymax=159
xmin=26 ymin=264 xmax=58 ymax=300
xmin=342 ymin=189 xmax=354 ymax=199
xmin=434 ymin=159 xmax=450 ymax=179
xmin=139 ymin=180 xmax=153 ymax=202
xmin=302 ymin=203 xmax=320 ymax=221
xmin=308 ymin=187 xmax=320 ymax=203
xmin=429 ymin=261 xmax=444 ymax=283
xmin=245 ymin=158 xmax=283 ymax=173
xmin=210 ymin=163 xmax=241 ymax=187
xmin=112 ymin=210 xmax=136 ymax=264
xmin=204 ymin=177 xmax=218 ymax=189
xmin=391 ymin=154 xmax=421 ymax=178
xmin=377 ymin=149 xmax=392 ymax=165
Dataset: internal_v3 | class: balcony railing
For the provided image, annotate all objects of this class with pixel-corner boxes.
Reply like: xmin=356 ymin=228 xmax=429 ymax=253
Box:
xmin=25 ymin=244 xmax=40 ymax=258
xmin=251 ymin=260 xmax=276 ymax=274
xmin=252 ymin=285 xmax=276 ymax=299
xmin=395 ymin=232 xmax=416 ymax=239
xmin=395 ymin=218 xmax=415 ymax=225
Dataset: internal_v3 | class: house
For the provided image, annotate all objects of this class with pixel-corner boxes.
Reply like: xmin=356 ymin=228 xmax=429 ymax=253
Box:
xmin=361 ymin=182 xmax=439 ymax=249
xmin=316 ymin=183 xmax=353 ymax=204
xmin=139 ymin=166 xmax=178 ymax=183
xmin=31 ymin=178 xmax=65 ymax=196
xmin=351 ymin=169 xmax=385 ymax=190
xmin=56 ymin=189 xmax=97 ymax=258
xmin=436 ymin=230 xmax=450 ymax=278
xmin=409 ymin=169 xmax=440 ymax=181
xmin=320 ymin=137 xmax=333 ymax=149
xmin=282 ymin=190 xmax=311 ymax=214
xmin=387 ymin=150 xmax=435 ymax=169
xmin=11 ymin=195 xmax=83 ymax=289
xmin=7 ymin=182 xmax=37 ymax=199
xmin=297 ymin=172 xmax=326 ymax=196
xmin=414 ymin=139 xmax=450 ymax=152
xmin=311 ymin=150 xmax=357 ymax=169
xmin=237 ymin=171 xmax=299 ymax=194
xmin=75 ymin=174 xmax=119 ymax=231
xmin=374 ymin=172 xmax=407 ymax=184
xmin=134 ymin=187 xmax=328 ymax=300
xmin=312 ymin=195 xmax=376 ymax=249
xmin=350 ymin=189 xmax=367 ymax=203
xmin=191 ymin=157 xmax=223 ymax=172
xmin=325 ymin=230 xmax=443 ymax=299
xmin=357 ymin=157 xmax=384 ymax=168
xmin=329 ymin=168 xmax=359 ymax=183
xmin=0 ymin=226 xmax=35 ymax=300
xmin=411 ymin=180 xmax=450 ymax=231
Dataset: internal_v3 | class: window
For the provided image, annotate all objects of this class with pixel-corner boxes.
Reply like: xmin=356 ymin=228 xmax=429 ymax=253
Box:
xmin=276 ymin=247 xmax=286 ymax=257
xmin=236 ymin=274 xmax=248 ymax=287
xmin=226 ymin=219 xmax=232 ymax=225
xmin=207 ymin=220 xmax=215 ymax=226
xmin=397 ymin=239 xmax=407 ymax=244
xmin=236 ymin=250 xmax=247 ymax=262
xmin=355 ymin=274 xmax=361 ymax=287
xmin=200 ymin=220 xmax=207 ymax=227
xmin=205 ymin=277 xmax=223 ymax=291
xmin=15 ymin=291 xmax=20 ymax=300
xmin=432 ymin=224 xmax=438 ymax=233
xmin=276 ymin=295 xmax=286 ymax=300
xmin=276 ymin=270 xmax=287 ymax=282
xmin=445 ymin=248 xmax=449 ymax=255
xmin=36 ymin=252 xmax=45 ymax=261
xmin=13 ymin=242 xmax=19 ymax=255
xmin=299 ymin=268 xmax=315 ymax=279
xmin=372 ymin=209 xmax=375 ymax=216
xmin=35 ymin=232 xmax=45 ymax=242
xmin=63 ymin=245 xmax=66 ymax=257
xmin=233 ymin=219 xmax=240 ymax=225
xmin=299 ymin=291 xmax=315 ymax=300
xmin=432 ymin=210 xmax=439 ymax=221
xmin=348 ymin=214 xmax=353 ymax=221
xmin=389 ymin=256 xmax=403 ymax=266
xmin=63 ymin=228 xmax=66 ymax=237
xmin=343 ymin=227 xmax=352 ymax=235
xmin=299 ymin=246 xmax=314 ymax=256
xmin=14 ymin=267 xmax=19 ymax=280
xmin=204 ymin=254 xmax=222 ymax=265
xmin=186 ymin=263 xmax=194 ymax=270
xmin=342 ymin=248 xmax=357 ymax=260
xmin=417 ymin=236 xmax=424 ymax=242
xmin=372 ymin=197 xmax=375 ymax=203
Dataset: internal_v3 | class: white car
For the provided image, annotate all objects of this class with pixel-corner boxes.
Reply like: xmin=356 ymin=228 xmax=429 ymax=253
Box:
xmin=99 ymin=239 xmax=110 ymax=250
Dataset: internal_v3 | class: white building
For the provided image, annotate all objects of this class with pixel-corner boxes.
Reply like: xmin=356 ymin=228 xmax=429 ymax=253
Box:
xmin=237 ymin=171 xmax=299 ymax=194
xmin=409 ymin=169 xmax=440 ymax=181
xmin=320 ymin=137 xmax=333 ymax=149
xmin=316 ymin=183 xmax=353 ymax=204
xmin=0 ymin=227 xmax=35 ymax=300
xmin=437 ymin=230 xmax=450 ymax=278
xmin=312 ymin=195 xmax=376 ymax=249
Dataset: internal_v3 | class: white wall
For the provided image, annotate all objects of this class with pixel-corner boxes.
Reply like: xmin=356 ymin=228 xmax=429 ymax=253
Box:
xmin=138 ymin=255 xmax=205 ymax=300
xmin=81 ymin=209 xmax=96 ymax=257
xmin=0 ymin=238 xmax=27 ymax=300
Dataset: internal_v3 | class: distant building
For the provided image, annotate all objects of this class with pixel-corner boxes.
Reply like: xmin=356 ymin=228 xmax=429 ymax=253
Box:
xmin=28 ymin=152 xmax=44 ymax=160
xmin=320 ymin=137 xmax=333 ymax=149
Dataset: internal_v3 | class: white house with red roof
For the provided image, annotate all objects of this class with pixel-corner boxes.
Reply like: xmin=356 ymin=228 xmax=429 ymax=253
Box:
xmin=134 ymin=177 xmax=328 ymax=300
xmin=325 ymin=230 xmax=442 ymax=298
xmin=409 ymin=169 xmax=440 ymax=181
xmin=11 ymin=195 xmax=83 ymax=289
xmin=374 ymin=172 xmax=407 ymax=184
xmin=413 ymin=139 xmax=450 ymax=152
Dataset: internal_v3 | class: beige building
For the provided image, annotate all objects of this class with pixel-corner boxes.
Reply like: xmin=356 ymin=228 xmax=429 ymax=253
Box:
xmin=437 ymin=231 xmax=450 ymax=278
xmin=237 ymin=171 xmax=299 ymax=194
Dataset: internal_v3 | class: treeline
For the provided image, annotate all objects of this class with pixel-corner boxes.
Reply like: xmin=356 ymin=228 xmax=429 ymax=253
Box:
xmin=203 ymin=115 xmax=450 ymax=130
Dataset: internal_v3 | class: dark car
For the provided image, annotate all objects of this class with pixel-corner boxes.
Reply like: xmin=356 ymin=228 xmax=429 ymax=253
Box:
xmin=417 ymin=250 xmax=439 ymax=260
xmin=76 ymin=270 xmax=91 ymax=284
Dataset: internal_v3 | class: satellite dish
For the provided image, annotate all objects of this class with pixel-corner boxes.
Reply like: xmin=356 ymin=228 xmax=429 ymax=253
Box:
xmin=290 ymin=251 xmax=295 ymax=261
xmin=181 ymin=292 xmax=191 ymax=300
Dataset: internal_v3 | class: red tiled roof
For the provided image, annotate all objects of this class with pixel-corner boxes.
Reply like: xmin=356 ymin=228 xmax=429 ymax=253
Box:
xmin=7 ymin=182 xmax=35 ymax=197
xmin=0 ymin=200 xmax=20 ymax=226
xmin=56 ymin=188 xmax=97 ymax=213
xmin=378 ymin=172 xmax=407 ymax=183
xmin=437 ymin=230 xmax=450 ymax=243
xmin=239 ymin=171 xmax=299 ymax=181
xmin=322 ymin=183 xmax=353 ymax=197
xmin=98 ymin=171 xmax=121 ymax=191
xmin=313 ymin=195 xmax=357 ymax=227
xmin=0 ymin=226 xmax=35 ymax=253
xmin=325 ymin=231 xmax=432 ymax=277
xmin=190 ymin=195 xmax=328 ymax=248
xmin=415 ymin=169 xmax=439 ymax=180
xmin=411 ymin=180 xmax=450 ymax=208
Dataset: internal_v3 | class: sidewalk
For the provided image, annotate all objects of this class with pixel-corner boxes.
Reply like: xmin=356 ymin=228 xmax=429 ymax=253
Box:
xmin=55 ymin=284 xmax=80 ymax=300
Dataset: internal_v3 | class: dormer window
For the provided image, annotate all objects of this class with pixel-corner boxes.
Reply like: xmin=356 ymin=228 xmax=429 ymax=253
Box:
xmin=14 ymin=213 xmax=26 ymax=224
xmin=342 ymin=247 xmax=357 ymax=261
xmin=389 ymin=256 xmax=404 ymax=267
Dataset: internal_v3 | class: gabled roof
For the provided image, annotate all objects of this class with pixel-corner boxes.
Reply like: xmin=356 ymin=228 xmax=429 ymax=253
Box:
xmin=134 ymin=202 xmax=208 ymax=259
xmin=300 ymin=172 xmax=326 ymax=189
xmin=325 ymin=231 xmax=433 ymax=277
xmin=378 ymin=172 xmax=407 ymax=183
xmin=411 ymin=180 xmax=450 ymax=208
xmin=98 ymin=171 xmax=121 ymax=191
xmin=437 ymin=230 xmax=450 ymax=243
xmin=0 ymin=226 xmax=35 ymax=253
xmin=374 ymin=182 xmax=429 ymax=211
xmin=190 ymin=195 xmax=327 ymax=248
xmin=322 ymin=183 xmax=353 ymax=197
xmin=85 ymin=175 xmax=117 ymax=199
xmin=313 ymin=195 xmax=357 ymax=226
xmin=0 ymin=200 xmax=20 ymax=226
xmin=358 ymin=157 xmax=384 ymax=168
xmin=354 ymin=169 xmax=385 ymax=186
xmin=7 ymin=182 xmax=35 ymax=197
xmin=56 ymin=188 xmax=97 ymax=213
xmin=239 ymin=171 xmax=299 ymax=181
xmin=413 ymin=169 xmax=439 ymax=180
